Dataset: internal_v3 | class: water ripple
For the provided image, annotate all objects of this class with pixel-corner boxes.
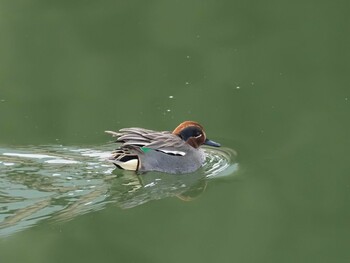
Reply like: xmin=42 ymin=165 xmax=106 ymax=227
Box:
xmin=203 ymin=146 xmax=238 ymax=178
xmin=0 ymin=144 xmax=238 ymax=237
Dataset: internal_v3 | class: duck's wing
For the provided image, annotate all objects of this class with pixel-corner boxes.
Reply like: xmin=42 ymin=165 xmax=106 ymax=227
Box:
xmin=105 ymin=128 xmax=190 ymax=155
xmin=106 ymin=128 xmax=155 ymax=147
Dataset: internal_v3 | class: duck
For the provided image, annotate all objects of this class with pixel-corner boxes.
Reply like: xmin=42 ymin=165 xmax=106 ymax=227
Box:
xmin=105 ymin=121 xmax=220 ymax=174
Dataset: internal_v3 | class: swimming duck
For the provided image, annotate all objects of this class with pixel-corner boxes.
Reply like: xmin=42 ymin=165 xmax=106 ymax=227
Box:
xmin=105 ymin=121 xmax=220 ymax=174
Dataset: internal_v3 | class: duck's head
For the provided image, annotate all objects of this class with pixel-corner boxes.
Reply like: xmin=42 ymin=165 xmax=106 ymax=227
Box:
xmin=172 ymin=121 xmax=221 ymax=149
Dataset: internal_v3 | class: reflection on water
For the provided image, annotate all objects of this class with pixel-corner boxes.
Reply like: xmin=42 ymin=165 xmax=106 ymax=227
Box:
xmin=0 ymin=144 xmax=238 ymax=237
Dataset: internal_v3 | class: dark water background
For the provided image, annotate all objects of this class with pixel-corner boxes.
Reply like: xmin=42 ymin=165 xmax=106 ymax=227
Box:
xmin=1 ymin=0 xmax=349 ymax=262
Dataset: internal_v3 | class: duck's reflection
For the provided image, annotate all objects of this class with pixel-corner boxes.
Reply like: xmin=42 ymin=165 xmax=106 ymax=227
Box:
xmin=108 ymin=169 xmax=208 ymax=209
xmin=0 ymin=168 xmax=208 ymax=236
xmin=0 ymin=145 xmax=237 ymax=237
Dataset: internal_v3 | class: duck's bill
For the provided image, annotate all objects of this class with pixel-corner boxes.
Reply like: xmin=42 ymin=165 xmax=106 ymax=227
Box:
xmin=204 ymin=139 xmax=221 ymax=147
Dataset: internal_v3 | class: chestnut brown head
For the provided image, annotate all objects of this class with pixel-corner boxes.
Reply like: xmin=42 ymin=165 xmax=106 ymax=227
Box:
xmin=172 ymin=121 xmax=221 ymax=148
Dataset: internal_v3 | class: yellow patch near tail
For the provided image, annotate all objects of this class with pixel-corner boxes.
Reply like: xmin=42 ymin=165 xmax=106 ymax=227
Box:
xmin=116 ymin=159 xmax=138 ymax=171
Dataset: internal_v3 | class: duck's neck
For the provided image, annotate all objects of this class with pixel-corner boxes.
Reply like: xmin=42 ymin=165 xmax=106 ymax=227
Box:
xmin=185 ymin=137 xmax=200 ymax=148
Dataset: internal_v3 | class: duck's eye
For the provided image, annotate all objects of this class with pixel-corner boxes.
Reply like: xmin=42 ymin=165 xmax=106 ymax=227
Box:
xmin=194 ymin=132 xmax=202 ymax=137
xmin=179 ymin=126 xmax=203 ymax=141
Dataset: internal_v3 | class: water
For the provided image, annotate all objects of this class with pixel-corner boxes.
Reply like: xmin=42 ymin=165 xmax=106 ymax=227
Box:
xmin=0 ymin=145 xmax=238 ymax=236
xmin=1 ymin=0 xmax=350 ymax=262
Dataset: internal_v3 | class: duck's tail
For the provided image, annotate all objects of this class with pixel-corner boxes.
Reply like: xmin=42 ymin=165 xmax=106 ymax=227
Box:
xmin=108 ymin=147 xmax=140 ymax=171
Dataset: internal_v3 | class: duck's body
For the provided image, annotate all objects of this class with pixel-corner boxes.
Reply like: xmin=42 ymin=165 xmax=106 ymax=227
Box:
xmin=106 ymin=121 xmax=220 ymax=174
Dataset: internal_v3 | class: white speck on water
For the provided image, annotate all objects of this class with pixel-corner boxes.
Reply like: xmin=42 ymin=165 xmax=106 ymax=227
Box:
xmin=90 ymin=185 xmax=96 ymax=188
xmin=4 ymin=153 xmax=54 ymax=159
xmin=185 ymin=82 xmax=190 ymax=85
xmin=169 ymin=95 xmax=174 ymax=99
xmin=68 ymin=193 xmax=74 ymax=196
xmin=166 ymin=109 xmax=171 ymax=112
xmin=1 ymin=99 xmax=5 ymax=102
xmin=45 ymin=159 xmax=80 ymax=164
xmin=103 ymin=169 xmax=113 ymax=174
xmin=251 ymin=82 xmax=255 ymax=86
xmin=84 ymin=202 xmax=93 ymax=206
xmin=52 ymin=173 xmax=61 ymax=177
xmin=66 ymin=176 xmax=73 ymax=180
xmin=3 ymin=162 xmax=15 ymax=166
xmin=144 ymin=182 xmax=156 ymax=188
xmin=236 ymin=86 xmax=240 ymax=89
xmin=186 ymin=55 xmax=190 ymax=59
xmin=345 ymin=97 xmax=348 ymax=102
xmin=196 ymin=35 xmax=200 ymax=38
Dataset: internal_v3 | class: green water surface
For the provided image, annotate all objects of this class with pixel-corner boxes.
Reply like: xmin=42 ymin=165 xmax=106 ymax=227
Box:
xmin=0 ymin=0 xmax=349 ymax=262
